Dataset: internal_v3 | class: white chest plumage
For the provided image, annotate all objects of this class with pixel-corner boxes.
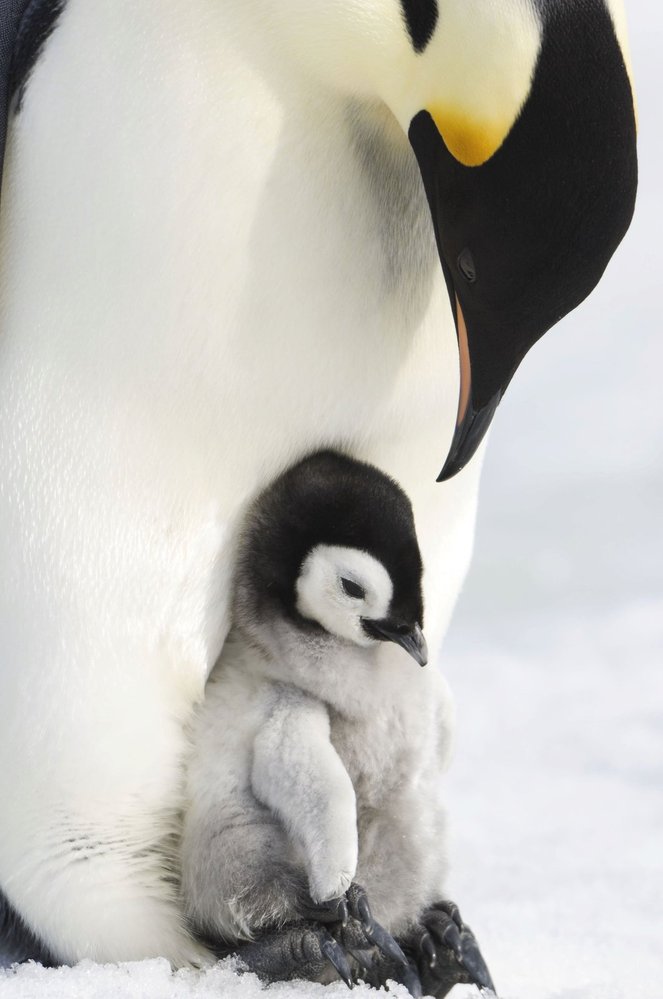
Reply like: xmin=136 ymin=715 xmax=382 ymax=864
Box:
xmin=0 ymin=0 xmax=482 ymax=963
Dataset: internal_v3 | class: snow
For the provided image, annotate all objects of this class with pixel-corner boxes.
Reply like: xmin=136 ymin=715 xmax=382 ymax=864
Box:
xmin=443 ymin=604 xmax=663 ymax=999
xmin=0 ymin=959 xmax=425 ymax=999
xmin=0 ymin=959 xmax=414 ymax=999
xmin=1 ymin=0 xmax=662 ymax=996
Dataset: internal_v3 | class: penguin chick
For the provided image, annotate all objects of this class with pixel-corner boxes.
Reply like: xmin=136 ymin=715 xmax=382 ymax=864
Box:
xmin=180 ymin=451 xmax=493 ymax=994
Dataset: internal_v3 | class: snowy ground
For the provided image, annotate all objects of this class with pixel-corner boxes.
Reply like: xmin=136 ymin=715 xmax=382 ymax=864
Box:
xmin=2 ymin=0 xmax=661 ymax=996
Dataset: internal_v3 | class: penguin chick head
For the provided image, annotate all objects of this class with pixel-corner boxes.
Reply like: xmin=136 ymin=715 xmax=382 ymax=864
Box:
xmin=235 ymin=450 xmax=427 ymax=666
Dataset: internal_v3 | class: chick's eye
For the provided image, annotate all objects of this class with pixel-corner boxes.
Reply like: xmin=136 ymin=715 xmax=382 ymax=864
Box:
xmin=340 ymin=577 xmax=365 ymax=600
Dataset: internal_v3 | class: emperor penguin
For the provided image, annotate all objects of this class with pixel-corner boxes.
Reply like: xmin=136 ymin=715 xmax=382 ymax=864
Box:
xmin=0 ymin=0 xmax=636 ymax=969
xmin=182 ymin=450 xmax=493 ymax=995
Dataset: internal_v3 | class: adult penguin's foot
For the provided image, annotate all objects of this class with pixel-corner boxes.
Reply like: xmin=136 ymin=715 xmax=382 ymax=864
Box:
xmin=401 ymin=900 xmax=496 ymax=998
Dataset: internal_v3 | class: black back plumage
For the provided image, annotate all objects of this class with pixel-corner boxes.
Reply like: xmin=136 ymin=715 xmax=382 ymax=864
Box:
xmin=238 ymin=451 xmax=424 ymax=629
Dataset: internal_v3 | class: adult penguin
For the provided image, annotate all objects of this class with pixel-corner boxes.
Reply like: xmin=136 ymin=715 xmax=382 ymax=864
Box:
xmin=0 ymin=0 xmax=636 ymax=975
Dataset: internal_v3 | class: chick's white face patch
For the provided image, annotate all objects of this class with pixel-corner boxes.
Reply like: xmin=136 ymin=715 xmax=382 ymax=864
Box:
xmin=295 ymin=545 xmax=393 ymax=646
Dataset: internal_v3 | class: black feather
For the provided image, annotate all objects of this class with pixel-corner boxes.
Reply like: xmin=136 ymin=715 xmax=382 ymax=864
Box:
xmin=0 ymin=0 xmax=66 ymax=206
xmin=400 ymin=0 xmax=438 ymax=54
xmin=9 ymin=0 xmax=66 ymax=109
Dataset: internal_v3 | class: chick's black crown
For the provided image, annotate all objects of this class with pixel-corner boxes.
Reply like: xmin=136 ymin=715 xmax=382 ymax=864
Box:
xmin=237 ymin=451 xmax=424 ymax=628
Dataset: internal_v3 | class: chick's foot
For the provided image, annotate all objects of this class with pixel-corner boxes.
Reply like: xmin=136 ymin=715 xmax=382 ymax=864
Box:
xmin=234 ymin=883 xmax=421 ymax=993
xmin=402 ymin=899 xmax=495 ymax=998
xmin=235 ymin=920 xmax=354 ymax=987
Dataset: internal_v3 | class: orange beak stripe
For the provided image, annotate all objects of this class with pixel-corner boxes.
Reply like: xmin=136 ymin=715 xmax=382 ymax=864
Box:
xmin=456 ymin=296 xmax=471 ymax=425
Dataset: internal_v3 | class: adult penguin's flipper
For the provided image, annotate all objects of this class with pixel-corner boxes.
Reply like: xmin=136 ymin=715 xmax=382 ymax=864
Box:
xmin=0 ymin=0 xmax=66 ymax=203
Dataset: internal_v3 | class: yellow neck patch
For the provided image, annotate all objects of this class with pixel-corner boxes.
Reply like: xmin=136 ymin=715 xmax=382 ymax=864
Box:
xmin=428 ymin=105 xmax=512 ymax=167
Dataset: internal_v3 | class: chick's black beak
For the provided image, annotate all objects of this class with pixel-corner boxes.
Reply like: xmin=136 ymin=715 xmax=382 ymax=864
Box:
xmin=362 ymin=619 xmax=428 ymax=667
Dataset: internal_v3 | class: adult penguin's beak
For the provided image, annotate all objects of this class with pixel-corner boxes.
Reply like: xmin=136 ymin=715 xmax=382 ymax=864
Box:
xmin=437 ymin=293 xmax=501 ymax=483
xmin=408 ymin=102 xmax=511 ymax=481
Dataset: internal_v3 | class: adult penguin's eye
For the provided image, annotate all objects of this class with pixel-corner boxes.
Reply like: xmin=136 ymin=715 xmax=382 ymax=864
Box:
xmin=340 ymin=577 xmax=366 ymax=599
xmin=457 ymin=247 xmax=476 ymax=283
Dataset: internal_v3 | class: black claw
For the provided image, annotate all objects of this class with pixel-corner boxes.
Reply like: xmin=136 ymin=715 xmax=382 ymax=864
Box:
xmin=440 ymin=921 xmax=463 ymax=963
xmin=364 ymin=918 xmax=409 ymax=968
xmin=345 ymin=881 xmax=371 ymax=923
xmin=345 ymin=883 xmax=408 ymax=968
xmin=346 ymin=883 xmax=372 ymax=927
xmin=458 ymin=930 xmax=495 ymax=993
xmin=321 ymin=934 xmax=354 ymax=989
xmin=437 ymin=901 xmax=463 ymax=931
xmin=357 ymin=894 xmax=372 ymax=927
xmin=401 ymin=964 xmax=424 ymax=998
xmin=421 ymin=932 xmax=437 ymax=968
xmin=363 ymin=944 xmax=422 ymax=998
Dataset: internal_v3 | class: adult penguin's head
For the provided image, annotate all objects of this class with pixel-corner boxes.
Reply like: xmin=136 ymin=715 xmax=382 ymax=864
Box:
xmin=269 ymin=0 xmax=637 ymax=479
xmin=402 ymin=0 xmax=638 ymax=479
